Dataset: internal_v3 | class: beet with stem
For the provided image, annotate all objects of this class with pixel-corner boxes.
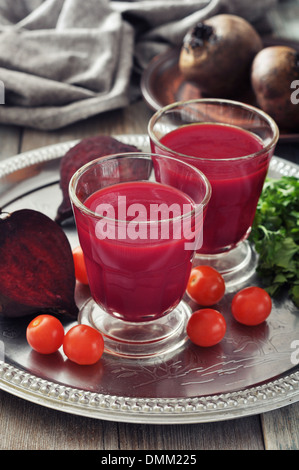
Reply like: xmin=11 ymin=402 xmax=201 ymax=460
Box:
xmin=0 ymin=209 xmax=78 ymax=318
xmin=179 ymin=14 xmax=263 ymax=98
xmin=55 ymin=135 xmax=141 ymax=224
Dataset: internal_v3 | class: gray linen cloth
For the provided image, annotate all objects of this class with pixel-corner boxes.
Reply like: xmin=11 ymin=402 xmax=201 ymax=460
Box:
xmin=0 ymin=0 xmax=277 ymax=130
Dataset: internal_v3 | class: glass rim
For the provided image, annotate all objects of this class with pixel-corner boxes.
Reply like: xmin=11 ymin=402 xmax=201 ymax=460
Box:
xmin=69 ymin=151 xmax=212 ymax=224
xmin=148 ymin=98 xmax=280 ymax=162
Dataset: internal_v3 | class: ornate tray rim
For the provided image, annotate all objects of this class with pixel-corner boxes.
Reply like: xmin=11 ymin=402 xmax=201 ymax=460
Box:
xmin=0 ymin=136 xmax=298 ymax=424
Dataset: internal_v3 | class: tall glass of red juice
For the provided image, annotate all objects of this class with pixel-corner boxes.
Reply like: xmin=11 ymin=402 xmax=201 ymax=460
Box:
xmin=148 ymin=99 xmax=279 ymax=288
xmin=69 ymin=152 xmax=211 ymax=358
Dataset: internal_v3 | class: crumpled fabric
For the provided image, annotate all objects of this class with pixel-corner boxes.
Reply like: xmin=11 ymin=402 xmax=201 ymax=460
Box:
xmin=0 ymin=0 xmax=277 ymax=130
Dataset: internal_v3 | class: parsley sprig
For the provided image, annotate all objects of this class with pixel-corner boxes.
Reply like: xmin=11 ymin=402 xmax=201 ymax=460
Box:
xmin=249 ymin=176 xmax=299 ymax=308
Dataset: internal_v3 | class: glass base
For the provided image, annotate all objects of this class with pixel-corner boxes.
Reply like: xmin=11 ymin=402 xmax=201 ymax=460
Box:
xmin=78 ymin=299 xmax=192 ymax=359
xmin=194 ymin=240 xmax=258 ymax=291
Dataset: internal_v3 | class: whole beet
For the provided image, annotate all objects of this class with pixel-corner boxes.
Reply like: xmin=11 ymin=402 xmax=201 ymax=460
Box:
xmin=56 ymin=135 xmax=141 ymax=224
xmin=179 ymin=14 xmax=263 ymax=98
xmin=251 ymin=46 xmax=299 ymax=131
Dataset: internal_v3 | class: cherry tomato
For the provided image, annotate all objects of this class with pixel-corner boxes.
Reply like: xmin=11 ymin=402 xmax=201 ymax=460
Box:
xmin=26 ymin=314 xmax=65 ymax=354
xmin=231 ymin=286 xmax=272 ymax=326
xmin=72 ymin=246 xmax=89 ymax=285
xmin=63 ymin=324 xmax=104 ymax=365
xmin=186 ymin=266 xmax=225 ymax=306
xmin=186 ymin=308 xmax=226 ymax=347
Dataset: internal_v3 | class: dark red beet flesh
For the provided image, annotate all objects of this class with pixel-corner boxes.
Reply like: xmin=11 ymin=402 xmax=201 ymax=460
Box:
xmin=0 ymin=209 xmax=78 ymax=318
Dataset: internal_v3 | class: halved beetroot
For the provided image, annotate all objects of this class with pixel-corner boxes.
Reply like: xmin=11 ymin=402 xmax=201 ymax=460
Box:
xmin=0 ymin=209 xmax=78 ymax=318
xmin=55 ymin=135 xmax=141 ymax=224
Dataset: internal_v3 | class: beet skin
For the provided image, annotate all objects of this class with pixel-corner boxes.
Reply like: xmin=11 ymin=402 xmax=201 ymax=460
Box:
xmin=56 ymin=135 xmax=141 ymax=224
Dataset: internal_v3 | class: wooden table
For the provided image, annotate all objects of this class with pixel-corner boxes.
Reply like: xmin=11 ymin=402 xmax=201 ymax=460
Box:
xmin=0 ymin=2 xmax=299 ymax=452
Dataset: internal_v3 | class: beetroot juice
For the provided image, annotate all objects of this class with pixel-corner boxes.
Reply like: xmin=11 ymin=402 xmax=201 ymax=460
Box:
xmin=73 ymin=181 xmax=198 ymax=322
xmin=152 ymin=123 xmax=270 ymax=254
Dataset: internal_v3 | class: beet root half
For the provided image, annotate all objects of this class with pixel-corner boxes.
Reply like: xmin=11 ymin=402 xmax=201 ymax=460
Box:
xmin=0 ymin=209 xmax=78 ymax=318
xmin=56 ymin=135 xmax=141 ymax=224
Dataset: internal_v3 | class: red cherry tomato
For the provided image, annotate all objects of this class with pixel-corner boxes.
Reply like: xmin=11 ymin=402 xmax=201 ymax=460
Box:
xmin=186 ymin=266 xmax=225 ymax=306
xmin=231 ymin=286 xmax=272 ymax=326
xmin=72 ymin=246 xmax=89 ymax=285
xmin=26 ymin=314 xmax=65 ymax=354
xmin=63 ymin=324 xmax=104 ymax=365
xmin=186 ymin=308 xmax=226 ymax=347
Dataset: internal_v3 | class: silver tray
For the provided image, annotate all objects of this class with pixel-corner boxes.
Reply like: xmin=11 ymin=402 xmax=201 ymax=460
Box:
xmin=0 ymin=134 xmax=298 ymax=424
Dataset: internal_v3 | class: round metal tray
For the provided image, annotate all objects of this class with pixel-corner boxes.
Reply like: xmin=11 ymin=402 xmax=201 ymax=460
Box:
xmin=0 ymin=135 xmax=298 ymax=424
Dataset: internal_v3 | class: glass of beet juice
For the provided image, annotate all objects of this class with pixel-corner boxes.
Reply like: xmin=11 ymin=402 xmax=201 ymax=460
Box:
xmin=69 ymin=152 xmax=211 ymax=358
xmin=148 ymin=99 xmax=279 ymax=289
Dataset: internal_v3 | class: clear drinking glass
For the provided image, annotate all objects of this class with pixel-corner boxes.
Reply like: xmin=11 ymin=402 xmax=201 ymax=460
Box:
xmin=148 ymin=99 xmax=279 ymax=289
xmin=69 ymin=152 xmax=211 ymax=358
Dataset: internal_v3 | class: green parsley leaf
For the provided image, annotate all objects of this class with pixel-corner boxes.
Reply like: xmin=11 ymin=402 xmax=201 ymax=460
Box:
xmin=249 ymin=176 xmax=299 ymax=308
